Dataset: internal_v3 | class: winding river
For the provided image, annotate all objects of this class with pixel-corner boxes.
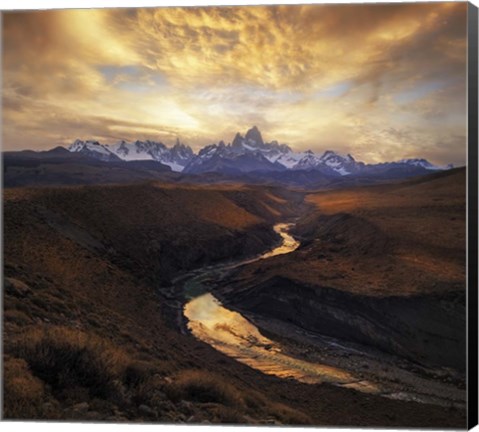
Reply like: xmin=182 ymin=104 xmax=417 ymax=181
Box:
xmin=183 ymin=223 xmax=379 ymax=393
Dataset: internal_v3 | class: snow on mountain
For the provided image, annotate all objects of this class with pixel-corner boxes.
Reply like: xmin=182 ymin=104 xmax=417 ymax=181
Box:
xmin=67 ymin=128 xmax=453 ymax=177
xmin=397 ymin=158 xmax=451 ymax=170
xmin=290 ymin=150 xmax=363 ymax=176
xmin=68 ymin=140 xmax=121 ymax=162
xmin=106 ymin=140 xmax=163 ymax=161
xmin=230 ymin=127 xmax=292 ymax=162
xmin=69 ymin=138 xmax=194 ymax=171
xmin=292 ymin=150 xmax=323 ymax=171
xmin=317 ymin=150 xmax=363 ymax=175
xmin=274 ymin=151 xmax=306 ymax=169
xmin=184 ymin=127 xmax=291 ymax=174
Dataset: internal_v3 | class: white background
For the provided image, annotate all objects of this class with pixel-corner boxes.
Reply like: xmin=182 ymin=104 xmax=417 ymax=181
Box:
xmin=0 ymin=1 xmax=477 ymax=432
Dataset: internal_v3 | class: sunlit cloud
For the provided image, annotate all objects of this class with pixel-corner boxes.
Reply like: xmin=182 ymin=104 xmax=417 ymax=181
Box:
xmin=2 ymin=2 xmax=467 ymax=165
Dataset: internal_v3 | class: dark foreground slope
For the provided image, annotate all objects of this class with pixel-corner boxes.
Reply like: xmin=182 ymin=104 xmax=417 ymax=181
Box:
xmin=3 ymin=180 xmax=465 ymax=427
xmin=218 ymin=169 xmax=466 ymax=372
xmin=3 ymin=182 xmax=301 ymax=422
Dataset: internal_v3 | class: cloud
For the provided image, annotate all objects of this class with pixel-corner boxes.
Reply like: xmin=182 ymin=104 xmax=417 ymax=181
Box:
xmin=1 ymin=2 xmax=467 ymax=165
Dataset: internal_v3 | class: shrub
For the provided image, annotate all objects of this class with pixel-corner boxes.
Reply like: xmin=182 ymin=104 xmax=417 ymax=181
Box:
xmin=132 ymin=374 xmax=168 ymax=408
xmin=240 ymin=387 xmax=311 ymax=425
xmin=4 ymin=309 xmax=33 ymax=326
xmin=123 ymin=360 xmax=156 ymax=387
xmin=167 ymin=369 xmax=243 ymax=407
xmin=210 ymin=405 xmax=246 ymax=424
xmin=3 ymin=356 xmax=45 ymax=419
xmin=12 ymin=326 xmax=130 ymax=400
xmin=267 ymin=402 xmax=312 ymax=425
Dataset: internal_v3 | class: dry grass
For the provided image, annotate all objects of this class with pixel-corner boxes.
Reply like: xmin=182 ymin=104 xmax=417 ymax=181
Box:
xmin=267 ymin=402 xmax=313 ymax=424
xmin=2 ymin=178 xmax=466 ymax=426
xmin=3 ymin=356 xmax=46 ymax=419
xmin=12 ymin=326 xmax=130 ymax=400
xmin=300 ymin=169 xmax=466 ymax=296
xmin=164 ymin=369 xmax=312 ymax=425
xmin=4 ymin=309 xmax=33 ymax=326
xmin=5 ymin=331 xmax=313 ymax=424
xmin=236 ymin=168 xmax=466 ymax=297
xmin=166 ymin=369 xmax=243 ymax=406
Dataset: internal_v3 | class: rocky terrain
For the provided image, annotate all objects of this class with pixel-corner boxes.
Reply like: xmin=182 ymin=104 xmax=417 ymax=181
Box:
xmin=213 ymin=169 xmax=466 ymax=406
xmin=2 ymin=171 xmax=466 ymax=427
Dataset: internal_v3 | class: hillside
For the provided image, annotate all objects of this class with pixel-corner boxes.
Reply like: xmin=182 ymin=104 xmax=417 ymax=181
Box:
xmin=298 ymin=167 xmax=465 ymax=296
xmin=3 ymin=182 xmax=308 ymax=423
xmin=216 ymin=169 xmax=466 ymax=373
xmin=3 ymin=180 xmax=465 ymax=426
xmin=222 ymin=168 xmax=465 ymax=295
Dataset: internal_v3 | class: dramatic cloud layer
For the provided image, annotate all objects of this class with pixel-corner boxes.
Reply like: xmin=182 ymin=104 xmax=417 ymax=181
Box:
xmin=2 ymin=2 xmax=467 ymax=165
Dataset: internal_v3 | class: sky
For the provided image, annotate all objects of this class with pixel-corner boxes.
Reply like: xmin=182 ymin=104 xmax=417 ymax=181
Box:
xmin=1 ymin=2 xmax=468 ymax=165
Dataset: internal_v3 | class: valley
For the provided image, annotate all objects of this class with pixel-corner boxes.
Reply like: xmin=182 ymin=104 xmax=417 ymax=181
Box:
xmin=183 ymin=223 xmax=464 ymax=406
xmin=2 ymin=168 xmax=466 ymax=427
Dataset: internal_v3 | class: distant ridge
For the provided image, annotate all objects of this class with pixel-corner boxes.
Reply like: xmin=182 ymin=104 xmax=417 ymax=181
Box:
xmin=65 ymin=126 xmax=452 ymax=177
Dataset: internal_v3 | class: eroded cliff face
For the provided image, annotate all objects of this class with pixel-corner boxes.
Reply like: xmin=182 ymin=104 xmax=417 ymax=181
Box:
xmin=216 ymin=170 xmax=466 ymax=372
xmin=219 ymin=276 xmax=465 ymax=371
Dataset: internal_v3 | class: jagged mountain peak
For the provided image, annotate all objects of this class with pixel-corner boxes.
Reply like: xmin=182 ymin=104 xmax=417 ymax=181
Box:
xmin=245 ymin=126 xmax=264 ymax=147
xmin=173 ymin=138 xmax=191 ymax=151
xmin=68 ymin=138 xmax=193 ymax=171
xmin=321 ymin=149 xmax=348 ymax=159
xmin=69 ymin=139 xmax=120 ymax=162
xmin=232 ymin=133 xmax=244 ymax=148
xmin=66 ymin=128 xmax=452 ymax=178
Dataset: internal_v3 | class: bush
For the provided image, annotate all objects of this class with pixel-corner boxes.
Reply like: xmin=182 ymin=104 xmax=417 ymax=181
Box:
xmin=12 ymin=326 xmax=130 ymax=400
xmin=209 ymin=405 xmax=247 ymax=424
xmin=267 ymin=402 xmax=312 ymax=425
xmin=3 ymin=356 xmax=45 ymax=419
xmin=167 ymin=369 xmax=242 ymax=407
xmin=123 ymin=360 xmax=156 ymax=387
xmin=132 ymin=374 xmax=168 ymax=408
xmin=4 ymin=309 xmax=33 ymax=326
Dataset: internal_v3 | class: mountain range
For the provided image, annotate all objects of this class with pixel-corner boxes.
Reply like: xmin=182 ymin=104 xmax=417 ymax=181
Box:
xmin=69 ymin=138 xmax=194 ymax=172
xmin=68 ymin=126 xmax=452 ymax=177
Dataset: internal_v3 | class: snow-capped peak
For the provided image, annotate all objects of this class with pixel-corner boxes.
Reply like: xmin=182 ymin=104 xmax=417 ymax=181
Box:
xmin=68 ymin=138 xmax=194 ymax=171
xmin=65 ymin=128 xmax=454 ymax=177
xmin=68 ymin=139 xmax=119 ymax=161
xmin=292 ymin=151 xmax=323 ymax=171
xmin=289 ymin=149 xmax=359 ymax=175
xmin=397 ymin=158 xmax=448 ymax=170
xmin=319 ymin=150 xmax=354 ymax=164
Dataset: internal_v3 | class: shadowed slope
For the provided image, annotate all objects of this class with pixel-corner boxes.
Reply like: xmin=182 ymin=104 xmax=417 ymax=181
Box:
xmin=217 ymin=169 xmax=466 ymax=371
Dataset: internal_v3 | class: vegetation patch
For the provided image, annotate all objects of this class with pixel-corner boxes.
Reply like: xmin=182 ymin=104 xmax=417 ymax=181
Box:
xmin=12 ymin=326 xmax=130 ymax=400
xmin=3 ymin=356 xmax=46 ymax=419
xmin=166 ymin=369 xmax=243 ymax=406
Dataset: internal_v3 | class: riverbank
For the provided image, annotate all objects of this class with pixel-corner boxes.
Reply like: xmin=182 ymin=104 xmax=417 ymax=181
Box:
xmin=205 ymin=170 xmax=466 ymax=424
xmin=3 ymin=176 xmax=467 ymax=427
xmin=184 ymin=224 xmax=465 ymax=409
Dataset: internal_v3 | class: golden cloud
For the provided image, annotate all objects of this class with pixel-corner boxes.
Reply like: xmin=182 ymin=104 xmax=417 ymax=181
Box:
xmin=1 ymin=2 xmax=468 ymax=165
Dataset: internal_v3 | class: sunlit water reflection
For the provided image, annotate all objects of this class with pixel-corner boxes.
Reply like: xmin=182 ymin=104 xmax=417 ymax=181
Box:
xmin=183 ymin=223 xmax=380 ymax=393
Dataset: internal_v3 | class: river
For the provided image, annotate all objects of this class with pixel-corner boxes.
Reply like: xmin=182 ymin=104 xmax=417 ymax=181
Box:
xmin=183 ymin=223 xmax=380 ymax=393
